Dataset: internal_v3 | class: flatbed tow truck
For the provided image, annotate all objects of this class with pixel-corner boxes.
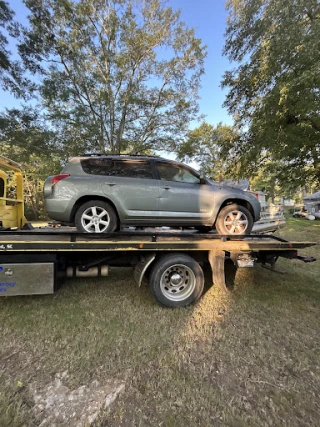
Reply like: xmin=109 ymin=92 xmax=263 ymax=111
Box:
xmin=0 ymin=155 xmax=316 ymax=307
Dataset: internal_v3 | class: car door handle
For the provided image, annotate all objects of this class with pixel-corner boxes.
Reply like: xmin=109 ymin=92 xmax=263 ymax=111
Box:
xmin=106 ymin=182 xmax=116 ymax=186
xmin=162 ymin=185 xmax=171 ymax=190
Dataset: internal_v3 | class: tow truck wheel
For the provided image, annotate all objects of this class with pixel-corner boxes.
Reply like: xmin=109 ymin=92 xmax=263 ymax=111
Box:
xmin=149 ymin=254 xmax=204 ymax=307
xmin=215 ymin=203 xmax=253 ymax=235
xmin=75 ymin=200 xmax=118 ymax=233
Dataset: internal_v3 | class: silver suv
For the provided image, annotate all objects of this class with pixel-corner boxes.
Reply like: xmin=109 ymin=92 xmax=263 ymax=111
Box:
xmin=44 ymin=155 xmax=261 ymax=234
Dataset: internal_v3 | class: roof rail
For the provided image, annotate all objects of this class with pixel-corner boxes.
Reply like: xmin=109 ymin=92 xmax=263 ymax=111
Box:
xmin=79 ymin=153 xmax=163 ymax=158
xmin=79 ymin=153 xmax=103 ymax=157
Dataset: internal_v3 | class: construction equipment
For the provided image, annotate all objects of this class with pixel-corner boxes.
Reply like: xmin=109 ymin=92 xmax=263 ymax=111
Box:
xmin=0 ymin=156 xmax=27 ymax=229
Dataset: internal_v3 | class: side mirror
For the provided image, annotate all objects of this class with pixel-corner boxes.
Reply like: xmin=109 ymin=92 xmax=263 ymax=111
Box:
xmin=199 ymin=174 xmax=207 ymax=184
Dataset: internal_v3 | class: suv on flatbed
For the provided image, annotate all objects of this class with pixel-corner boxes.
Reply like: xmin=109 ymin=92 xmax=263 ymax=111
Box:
xmin=44 ymin=155 xmax=261 ymax=234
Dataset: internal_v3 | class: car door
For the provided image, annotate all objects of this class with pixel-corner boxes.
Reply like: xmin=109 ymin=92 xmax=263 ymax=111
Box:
xmin=155 ymin=161 xmax=214 ymax=224
xmin=101 ymin=159 xmax=160 ymax=222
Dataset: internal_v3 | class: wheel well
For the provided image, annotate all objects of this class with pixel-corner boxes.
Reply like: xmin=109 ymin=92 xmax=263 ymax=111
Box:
xmin=215 ymin=199 xmax=255 ymax=224
xmin=143 ymin=251 xmax=205 ymax=281
xmin=70 ymin=196 xmax=120 ymax=224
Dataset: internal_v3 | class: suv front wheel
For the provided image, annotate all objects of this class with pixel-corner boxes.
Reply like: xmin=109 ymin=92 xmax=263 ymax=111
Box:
xmin=75 ymin=200 xmax=118 ymax=233
xmin=215 ymin=203 xmax=253 ymax=235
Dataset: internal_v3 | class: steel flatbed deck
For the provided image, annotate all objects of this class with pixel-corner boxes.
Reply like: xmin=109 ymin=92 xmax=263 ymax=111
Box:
xmin=0 ymin=229 xmax=314 ymax=251
xmin=0 ymin=228 xmax=316 ymax=306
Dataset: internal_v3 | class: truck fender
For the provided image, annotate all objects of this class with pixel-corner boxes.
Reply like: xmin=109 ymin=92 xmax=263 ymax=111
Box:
xmin=133 ymin=253 xmax=156 ymax=287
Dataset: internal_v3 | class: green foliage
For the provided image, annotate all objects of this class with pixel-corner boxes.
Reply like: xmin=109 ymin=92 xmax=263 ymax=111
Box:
xmin=0 ymin=1 xmax=13 ymax=70
xmin=20 ymin=0 xmax=207 ymax=154
xmin=249 ymin=161 xmax=284 ymax=202
xmin=222 ymin=0 xmax=320 ymax=188
xmin=177 ymin=122 xmax=240 ymax=179
xmin=0 ymin=1 xmax=33 ymax=98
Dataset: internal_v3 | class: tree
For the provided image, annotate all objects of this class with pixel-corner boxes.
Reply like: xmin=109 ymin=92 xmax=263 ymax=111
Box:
xmin=20 ymin=0 xmax=206 ymax=154
xmin=177 ymin=122 xmax=240 ymax=180
xmin=0 ymin=1 xmax=33 ymax=98
xmin=222 ymin=0 xmax=320 ymax=188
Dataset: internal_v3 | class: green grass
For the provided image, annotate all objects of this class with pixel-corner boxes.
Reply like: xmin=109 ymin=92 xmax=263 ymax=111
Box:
xmin=0 ymin=218 xmax=319 ymax=426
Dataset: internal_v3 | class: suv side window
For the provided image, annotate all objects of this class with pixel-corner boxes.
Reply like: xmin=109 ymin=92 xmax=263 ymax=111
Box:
xmin=156 ymin=162 xmax=200 ymax=184
xmin=81 ymin=158 xmax=113 ymax=175
xmin=112 ymin=160 xmax=153 ymax=179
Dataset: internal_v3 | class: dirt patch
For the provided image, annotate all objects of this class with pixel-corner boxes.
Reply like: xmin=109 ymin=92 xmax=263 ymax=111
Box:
xmin=29 ymin=371 xmax=125 ymax=426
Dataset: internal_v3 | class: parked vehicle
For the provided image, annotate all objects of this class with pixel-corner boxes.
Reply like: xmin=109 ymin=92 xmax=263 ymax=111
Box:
xmin=293 ymin=206 xmax=308 ymax=218
xmin=248 ymin=191 xmax=285 ymax=233
xmin=44 ymin=155 xmax=261 ymax=234
xmin=303 ymin=192 xmax=320 ymax=219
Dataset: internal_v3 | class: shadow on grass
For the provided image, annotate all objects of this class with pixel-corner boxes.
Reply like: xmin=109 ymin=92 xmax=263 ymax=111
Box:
xmin=0 ymin=267 xmax=199 ymax=380
xmin=0 ymin=266 xmax=237 ymax=426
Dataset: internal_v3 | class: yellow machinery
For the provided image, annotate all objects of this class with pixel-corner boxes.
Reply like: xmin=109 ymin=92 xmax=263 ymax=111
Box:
xmin=0 ymin=155 xmax=27 ymax=228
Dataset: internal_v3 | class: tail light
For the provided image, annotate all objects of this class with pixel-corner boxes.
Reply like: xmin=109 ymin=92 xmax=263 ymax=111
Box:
xmin=51 ymin=174 xmax=70 ymax=185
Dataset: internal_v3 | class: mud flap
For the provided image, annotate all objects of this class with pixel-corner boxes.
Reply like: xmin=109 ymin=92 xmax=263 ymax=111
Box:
xmin=208 ymin=249 xmax=228 ymax=292
xmin=133 ymin=253 xmax=156 ymax=287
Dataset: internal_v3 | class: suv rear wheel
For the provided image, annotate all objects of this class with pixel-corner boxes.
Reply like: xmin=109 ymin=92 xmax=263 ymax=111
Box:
xmin=75 ymin=200 xmax=117 ymax=233
xmin=215 ymin=203 xmax=253 ymax=235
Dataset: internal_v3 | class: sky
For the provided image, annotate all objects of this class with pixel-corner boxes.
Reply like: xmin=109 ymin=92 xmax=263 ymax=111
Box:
xmin=0 ymin=0 xmax=233 ymax=127
xmin=169 ymin=0 xmax=233 ymax=126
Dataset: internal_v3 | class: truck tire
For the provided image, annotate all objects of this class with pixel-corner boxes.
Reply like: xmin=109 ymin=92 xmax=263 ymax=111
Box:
xmin=215 ymin=203 xmax=253 ymax=235
xmin=149 ymin=253 xmax=204 ymax=307
xmin=75 ymin=200 xmax=118 ymax=233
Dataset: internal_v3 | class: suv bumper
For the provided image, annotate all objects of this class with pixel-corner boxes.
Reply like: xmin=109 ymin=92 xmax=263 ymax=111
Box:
xmin=45 ymin=198 xmax=74 ymax=222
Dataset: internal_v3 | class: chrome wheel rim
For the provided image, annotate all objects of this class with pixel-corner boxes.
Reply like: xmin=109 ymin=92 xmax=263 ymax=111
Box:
xmin=223 ymin=210 xmax=249 ymax=234
xmin=160 ymin=264 xmax=196 ymax=301
xmin=81 ymin=206 xmax=110 ymax=233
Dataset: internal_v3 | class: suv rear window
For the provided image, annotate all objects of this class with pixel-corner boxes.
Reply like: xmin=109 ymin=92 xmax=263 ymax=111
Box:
xmin=81 ymin=158 xmax=113 ymax=175
xmin=81 ymin=158 xmax=153 ymax=179
xmin=112 ymin=160 xmax=153 ymax=179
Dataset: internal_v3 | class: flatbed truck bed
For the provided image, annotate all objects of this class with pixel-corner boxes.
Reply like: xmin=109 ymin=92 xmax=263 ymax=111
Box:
xmin=0 ymin=228 xmax=316 ymax=307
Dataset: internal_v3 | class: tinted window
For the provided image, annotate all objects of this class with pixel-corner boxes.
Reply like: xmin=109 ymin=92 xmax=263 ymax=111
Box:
xmin=81 ymin=158 xmax=113 ymax=175
xmin=156 ymin=163 xmax=200 ymax=184
xmin=112 ymin=160 xmax=153 ymax=179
